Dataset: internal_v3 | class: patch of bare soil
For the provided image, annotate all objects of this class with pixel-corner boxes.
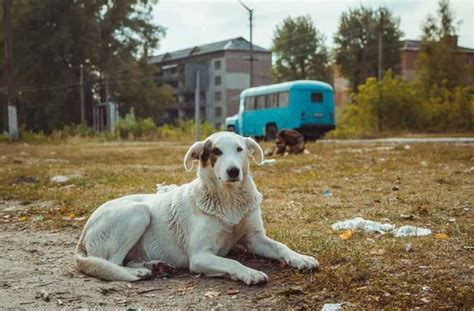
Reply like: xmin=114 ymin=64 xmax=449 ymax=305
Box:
xmin=0 ymin=204 xmax=316 ymax=310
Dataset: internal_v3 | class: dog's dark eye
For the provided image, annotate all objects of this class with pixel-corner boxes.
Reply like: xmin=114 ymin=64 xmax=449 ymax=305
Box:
xmin=237 ymin=146 xmax=243 ymax=152
xmin=212 ymin=148 xmax=222 ymax=156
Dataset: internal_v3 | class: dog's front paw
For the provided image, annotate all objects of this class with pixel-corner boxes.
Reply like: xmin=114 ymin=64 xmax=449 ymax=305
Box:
xmin=233 ymin=268 xmax=269 ymax=285
xmin=286 ymin=254 xmax=319 ymax=271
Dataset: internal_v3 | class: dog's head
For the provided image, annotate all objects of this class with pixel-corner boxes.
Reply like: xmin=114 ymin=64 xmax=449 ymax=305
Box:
xmin=183 ymin=132 xmax=264 ymax=185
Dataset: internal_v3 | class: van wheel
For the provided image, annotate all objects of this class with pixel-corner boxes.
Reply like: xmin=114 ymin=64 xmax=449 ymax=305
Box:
xmin=227 ymin=125 xmax=235 ymax=132
xmin=265 ymin=124 xmax=278 ymax=141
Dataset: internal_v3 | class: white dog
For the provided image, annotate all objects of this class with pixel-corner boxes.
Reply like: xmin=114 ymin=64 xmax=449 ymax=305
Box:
xmin=75 ymin=132 xmax=318 ymax=285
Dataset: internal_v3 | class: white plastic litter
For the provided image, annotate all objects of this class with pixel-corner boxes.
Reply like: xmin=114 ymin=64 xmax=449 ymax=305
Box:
xmin=51 ymin=175 xmax=70 ymax=184
xmin=331 ymin=217 xmax=395 ymax=234
xmin=392 ymin=225 xmax=432 ymax=237
xmin=156 ymin=183 xmax=178 ymax=194
xmin=322 ymin=303 xmax=344 ymax=311
xmin=331 ymin=217 xmax=432 ymax=237
xmin=261 ymin=159 xmax=277 ymax=166
xmin=50 ymin=173 xmax=82 ymax=184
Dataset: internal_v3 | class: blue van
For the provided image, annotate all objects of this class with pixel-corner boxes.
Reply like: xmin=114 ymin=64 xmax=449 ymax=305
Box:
xmin=225 ymin=80 xmax=335 ymax=140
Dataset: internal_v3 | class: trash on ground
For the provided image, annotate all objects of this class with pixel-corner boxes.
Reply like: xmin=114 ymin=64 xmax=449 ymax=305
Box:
xmin=339 ymin=230 xmax=353 ymax=240
xmin=392 ymin=225 xmax=432 ymax=237
xmin=323 ymin=189 xmax=331 ymax=197
xmin=322 ymin=303 xmax=344 ymax=311
xmin=332 ymin=217 xmax=433 ymax=238
xmin=261 ymin=159 xmax=277 ymax=166
xmin=50 ymin=173 xmax=81 ymax=184
xmin=434 ymin=233 xmax=449 ymax=240
xmin=400 ymin=214 xmax=415 ymax=220
xmin=18 ymin=216 xmax=29 ymax=222
xmin=156 ymin=183 xmax=178 ymax=194
xmin=420 ymin=161 xmax=428 ymax=167
xmin=406 ymin=243 xmax=413 ymax=252
xmin=331 ymin=217 xmax=395 ymax=234
xmin=404 ymin=145 xmax=411 ymax=150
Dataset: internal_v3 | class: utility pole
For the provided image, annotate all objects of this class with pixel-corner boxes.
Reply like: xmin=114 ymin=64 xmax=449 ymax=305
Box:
xmin=239 ymin=0 xmax=254 ymax=87
xmin=104 ymin=73 xmax=110 ymax=104
xmin=378 ymin=9 xmax=384 ymax=81
xmin=3 ymin=0 xmax=18 ymax=140
xmin=194 ymin=70 xmax=200 ymax=141
xmin=79 ymin=64 xmax=85 ymax=123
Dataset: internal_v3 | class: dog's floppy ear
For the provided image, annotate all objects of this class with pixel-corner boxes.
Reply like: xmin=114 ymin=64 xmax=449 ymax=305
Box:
xmin=245 ymin=137 xmax=264 ymax=165
xmin=184 ymin=141 xmax=205 ymax=172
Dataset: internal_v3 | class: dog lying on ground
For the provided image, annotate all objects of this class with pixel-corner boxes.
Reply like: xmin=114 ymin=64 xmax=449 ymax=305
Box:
xmin=265 ymin=129 xmax=309 ymax=156
xmin=75 ymin=132 xmax=318 ymax=285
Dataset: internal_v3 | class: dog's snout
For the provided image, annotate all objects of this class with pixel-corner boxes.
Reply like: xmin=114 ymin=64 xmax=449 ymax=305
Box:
xmin=227 ymin=167 xmax=240 ymax=179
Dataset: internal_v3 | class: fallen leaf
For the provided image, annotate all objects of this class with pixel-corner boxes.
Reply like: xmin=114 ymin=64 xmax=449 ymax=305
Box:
xmin=435 ymin=233 xmax=449 ymax=240
xmin=204 ymin=291 xmax=220 ymax=298
xmin=340 ymin=230 xmax=353 ymax=240
xmin=227 ymin=289 xmax=240 ymax=295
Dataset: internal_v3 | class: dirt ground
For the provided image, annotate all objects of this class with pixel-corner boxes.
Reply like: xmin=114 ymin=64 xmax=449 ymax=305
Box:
xmin=0 ymin=205 xmax=311 ymax=310
xmin=0 ymin=140 xmax=473 ymax=310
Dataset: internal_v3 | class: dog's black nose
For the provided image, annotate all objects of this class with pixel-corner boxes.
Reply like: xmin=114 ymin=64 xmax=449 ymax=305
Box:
xmin=227 ymin=167 xmax=240 ymax=179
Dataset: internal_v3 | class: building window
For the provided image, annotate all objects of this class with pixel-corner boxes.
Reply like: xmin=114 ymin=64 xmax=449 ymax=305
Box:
xmin=215 ymin=106 xmax=222 ymax=117
xmin=215 ymin=91 xmax=221 ymax=102
xmin=215 ymin=76 xmax=221 ymax=86
xmin=278 ymin=92 xmax=289 ymax=107
xmin=214 ymin=60 xmax=221 ymax=70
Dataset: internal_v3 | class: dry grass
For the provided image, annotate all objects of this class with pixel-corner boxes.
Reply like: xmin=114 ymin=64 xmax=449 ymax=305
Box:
xmin=0 ymin=140 xmax=473 ymax=309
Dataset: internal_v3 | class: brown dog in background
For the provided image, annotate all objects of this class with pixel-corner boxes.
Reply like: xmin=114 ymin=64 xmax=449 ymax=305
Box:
xmin=265 ymin=129 xmax=309 ymax=156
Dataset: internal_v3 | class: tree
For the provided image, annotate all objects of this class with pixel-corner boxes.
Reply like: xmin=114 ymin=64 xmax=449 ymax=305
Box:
xmin=0 ymin=0 xmax=171 ymax=132
xmin=415 ymin=0 xmax=467 ymax=94
xmin=334 ymin=6 xmax=403 ymax=91
xmin=271 ymin=16 xmax=330 ymax=83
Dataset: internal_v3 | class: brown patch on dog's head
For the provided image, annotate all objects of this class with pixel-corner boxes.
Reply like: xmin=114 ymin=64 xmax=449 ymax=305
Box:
xmin=209 ymin=149 xmax=218 ymax=167
xmin=200 ymin=140 xmax=212 ymax=167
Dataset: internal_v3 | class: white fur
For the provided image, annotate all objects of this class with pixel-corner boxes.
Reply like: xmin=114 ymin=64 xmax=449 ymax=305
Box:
xmin=75 ymin=132 xmax=319 ymax=285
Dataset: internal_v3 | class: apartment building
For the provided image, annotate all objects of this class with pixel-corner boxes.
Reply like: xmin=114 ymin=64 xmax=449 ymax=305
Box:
xmin=149 ymin=37 xmax=272 ymax=128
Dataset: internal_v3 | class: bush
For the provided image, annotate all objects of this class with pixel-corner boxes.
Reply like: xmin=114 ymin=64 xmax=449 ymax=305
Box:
xmin=423 ymin=85 xmax=473 ymax=132
xmin=115 ymin=109 xmax=158 ymax=139
xmin=328 ymin=71 xmax=473 ymax=138
xmin=0 ymin=133 xmax=10 ymax=142
xmin=329 ymin=71 xmax=423 ymax=138
xmin=115 ymin=109 xmax=217 ymax=140
xmin=18 ymin=125 xmax=49 ymax=143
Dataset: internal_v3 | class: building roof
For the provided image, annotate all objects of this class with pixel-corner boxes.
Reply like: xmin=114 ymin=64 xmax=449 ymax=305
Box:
xmin=401 ymin=39 xmax=474 ymax=53
xmin=149 ymin=37 xmax=270 ymax=64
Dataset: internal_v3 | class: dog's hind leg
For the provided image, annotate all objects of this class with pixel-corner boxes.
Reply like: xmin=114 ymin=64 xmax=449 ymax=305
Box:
xmin=77 ymin=202 xmax=152 ymax=281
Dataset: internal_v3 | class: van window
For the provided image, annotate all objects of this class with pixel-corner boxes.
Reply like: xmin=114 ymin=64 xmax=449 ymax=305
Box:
xmin=256 ymin=95 xmax=266 ymax=110
xmin=311 ymin=92 xmax=323 ymax=103
xmin=267 ymin=93 xmax=278 ymax=108
xmin=246 ymin=97 xmax=255 ymax=110
xmin=278 ymin=92 xmax=289 ymax=107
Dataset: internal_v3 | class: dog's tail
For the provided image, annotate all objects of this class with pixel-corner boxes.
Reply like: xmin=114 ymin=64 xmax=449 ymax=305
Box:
xmin=75 ymin=231 xmax=140 ymax=282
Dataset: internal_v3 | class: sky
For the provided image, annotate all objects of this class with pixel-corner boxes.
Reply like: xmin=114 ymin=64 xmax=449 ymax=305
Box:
xmin=151 ymin=0 xmax=473 ymax=55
